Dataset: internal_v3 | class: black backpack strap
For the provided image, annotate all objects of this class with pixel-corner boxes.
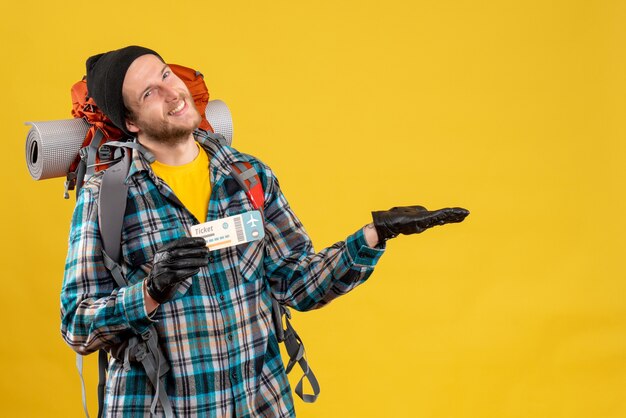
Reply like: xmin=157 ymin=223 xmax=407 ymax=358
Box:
xmin=96 ymin=349 xmax=108 ymax=418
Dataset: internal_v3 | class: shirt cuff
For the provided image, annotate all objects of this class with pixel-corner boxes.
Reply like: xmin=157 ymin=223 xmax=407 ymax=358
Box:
xmin=119 ymin=280 xmax=158 ymax=334
xmin=345 ymin=227 xmax=386 ymax=267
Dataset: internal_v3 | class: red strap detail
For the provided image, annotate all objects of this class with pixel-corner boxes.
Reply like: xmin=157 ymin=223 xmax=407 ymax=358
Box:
xmin=247 ymin=182 xmax=265 ymax=212
xmin=232 ymin=162 xmax=265 ymax=212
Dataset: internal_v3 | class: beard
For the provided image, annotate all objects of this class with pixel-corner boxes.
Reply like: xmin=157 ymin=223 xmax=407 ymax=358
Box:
xmin=141 ymin=117 xmax=199 ymax=146
xmin=132 ymin=100 xmax=202 ymax=146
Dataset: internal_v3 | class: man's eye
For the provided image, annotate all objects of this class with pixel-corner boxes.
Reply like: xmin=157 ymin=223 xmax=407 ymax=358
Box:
xmin=144 ymin=90 xmax=152 ymax=99
xmin=163 ymin=71 xmax=170 ymax=80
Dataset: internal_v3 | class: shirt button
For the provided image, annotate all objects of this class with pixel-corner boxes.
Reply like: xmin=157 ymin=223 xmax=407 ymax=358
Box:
xmin=231 ymin=371 xmax=237 ymax=381
xmin=227 ymin=334 xmax=233 ymax=341
xmin=219 ymin=294 xmax=225 ymax=301
xmin=208 ymin=256 xmax=215 ymax=263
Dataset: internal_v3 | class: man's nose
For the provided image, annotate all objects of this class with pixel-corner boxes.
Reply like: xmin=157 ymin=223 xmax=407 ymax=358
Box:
xmin=162 ymin=84 xmax=179 ymax=102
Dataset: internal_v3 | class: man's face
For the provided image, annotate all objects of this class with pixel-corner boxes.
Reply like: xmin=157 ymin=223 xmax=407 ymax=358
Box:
xmin=122 ymin=54 xmax=201 ymax=144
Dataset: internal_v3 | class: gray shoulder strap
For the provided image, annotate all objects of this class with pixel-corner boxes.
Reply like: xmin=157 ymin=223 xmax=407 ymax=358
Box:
xmin=98 ymin=151 xmax=131 ymax=264
xmin=272 ymin=298 xmax=320 ymax=403
xmin=95 ymin=149 xmax=174 ymax=418
xmin=81 ymin=151 xmax=132 ymax=418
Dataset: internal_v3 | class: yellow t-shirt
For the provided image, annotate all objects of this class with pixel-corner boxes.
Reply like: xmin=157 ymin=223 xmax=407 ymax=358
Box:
xmin=151 ymin=143 xmax=211 ymax=222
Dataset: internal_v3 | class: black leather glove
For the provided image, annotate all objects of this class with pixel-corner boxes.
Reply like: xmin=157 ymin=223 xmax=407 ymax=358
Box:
xmin=372 ymin=205 xmax=470 ymax=242
xmin=145 ymin=237 xmax=209 ymax=304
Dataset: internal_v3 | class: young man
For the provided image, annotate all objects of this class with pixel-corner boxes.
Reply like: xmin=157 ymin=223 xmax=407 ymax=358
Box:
xmin=61 ymin=46 xmax=469 ymax=417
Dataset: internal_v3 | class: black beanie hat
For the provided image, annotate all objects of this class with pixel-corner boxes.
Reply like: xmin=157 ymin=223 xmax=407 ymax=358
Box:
xmin=86 ymin=46 xmax=163 ymax=136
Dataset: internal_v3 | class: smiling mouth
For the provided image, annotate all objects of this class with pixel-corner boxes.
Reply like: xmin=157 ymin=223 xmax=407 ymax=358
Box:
xmin=168 ymin=100 xmax=186 ymax=116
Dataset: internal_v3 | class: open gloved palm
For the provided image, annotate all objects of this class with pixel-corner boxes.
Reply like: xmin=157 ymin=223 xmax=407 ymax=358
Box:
xmin=372 ymin=205 xmax=470 ymax=242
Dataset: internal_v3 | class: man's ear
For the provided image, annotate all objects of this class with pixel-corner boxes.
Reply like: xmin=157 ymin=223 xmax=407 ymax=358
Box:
xmin=126 ymin=118 xmax=140 ymax=134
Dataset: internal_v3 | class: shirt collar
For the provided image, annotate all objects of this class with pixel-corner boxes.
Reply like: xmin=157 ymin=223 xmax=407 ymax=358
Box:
xmin=125 ymin=131 xmax=244 ymax=186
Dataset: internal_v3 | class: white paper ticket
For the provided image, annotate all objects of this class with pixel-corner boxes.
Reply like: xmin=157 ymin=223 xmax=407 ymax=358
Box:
xmin=190 ymin=210 xmax=265 ymax=251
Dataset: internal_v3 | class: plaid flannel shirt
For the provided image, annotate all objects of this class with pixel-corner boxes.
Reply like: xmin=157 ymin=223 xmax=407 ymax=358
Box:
xmin=61 ymin=135 xmax=385 ymax=417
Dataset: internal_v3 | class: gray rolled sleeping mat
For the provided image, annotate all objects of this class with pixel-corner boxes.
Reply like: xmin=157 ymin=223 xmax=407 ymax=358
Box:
xmin=24 ymin=99 xmax=233 ymax=181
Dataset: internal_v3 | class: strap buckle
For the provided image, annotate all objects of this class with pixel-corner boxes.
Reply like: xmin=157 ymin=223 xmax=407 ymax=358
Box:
xmin=64 ymin=172 xmax=77 ymax=199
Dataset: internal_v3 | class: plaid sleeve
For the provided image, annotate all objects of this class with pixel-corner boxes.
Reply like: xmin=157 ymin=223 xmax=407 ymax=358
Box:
xmin=260 ymin=166 xmax=385 ymax=311
xmin=60 ymin=184 xmax=156 ymax=355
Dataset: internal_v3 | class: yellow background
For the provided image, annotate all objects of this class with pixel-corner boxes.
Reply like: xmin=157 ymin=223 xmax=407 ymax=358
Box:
xmin=1 ymin=1 xmax=625 ymax=417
